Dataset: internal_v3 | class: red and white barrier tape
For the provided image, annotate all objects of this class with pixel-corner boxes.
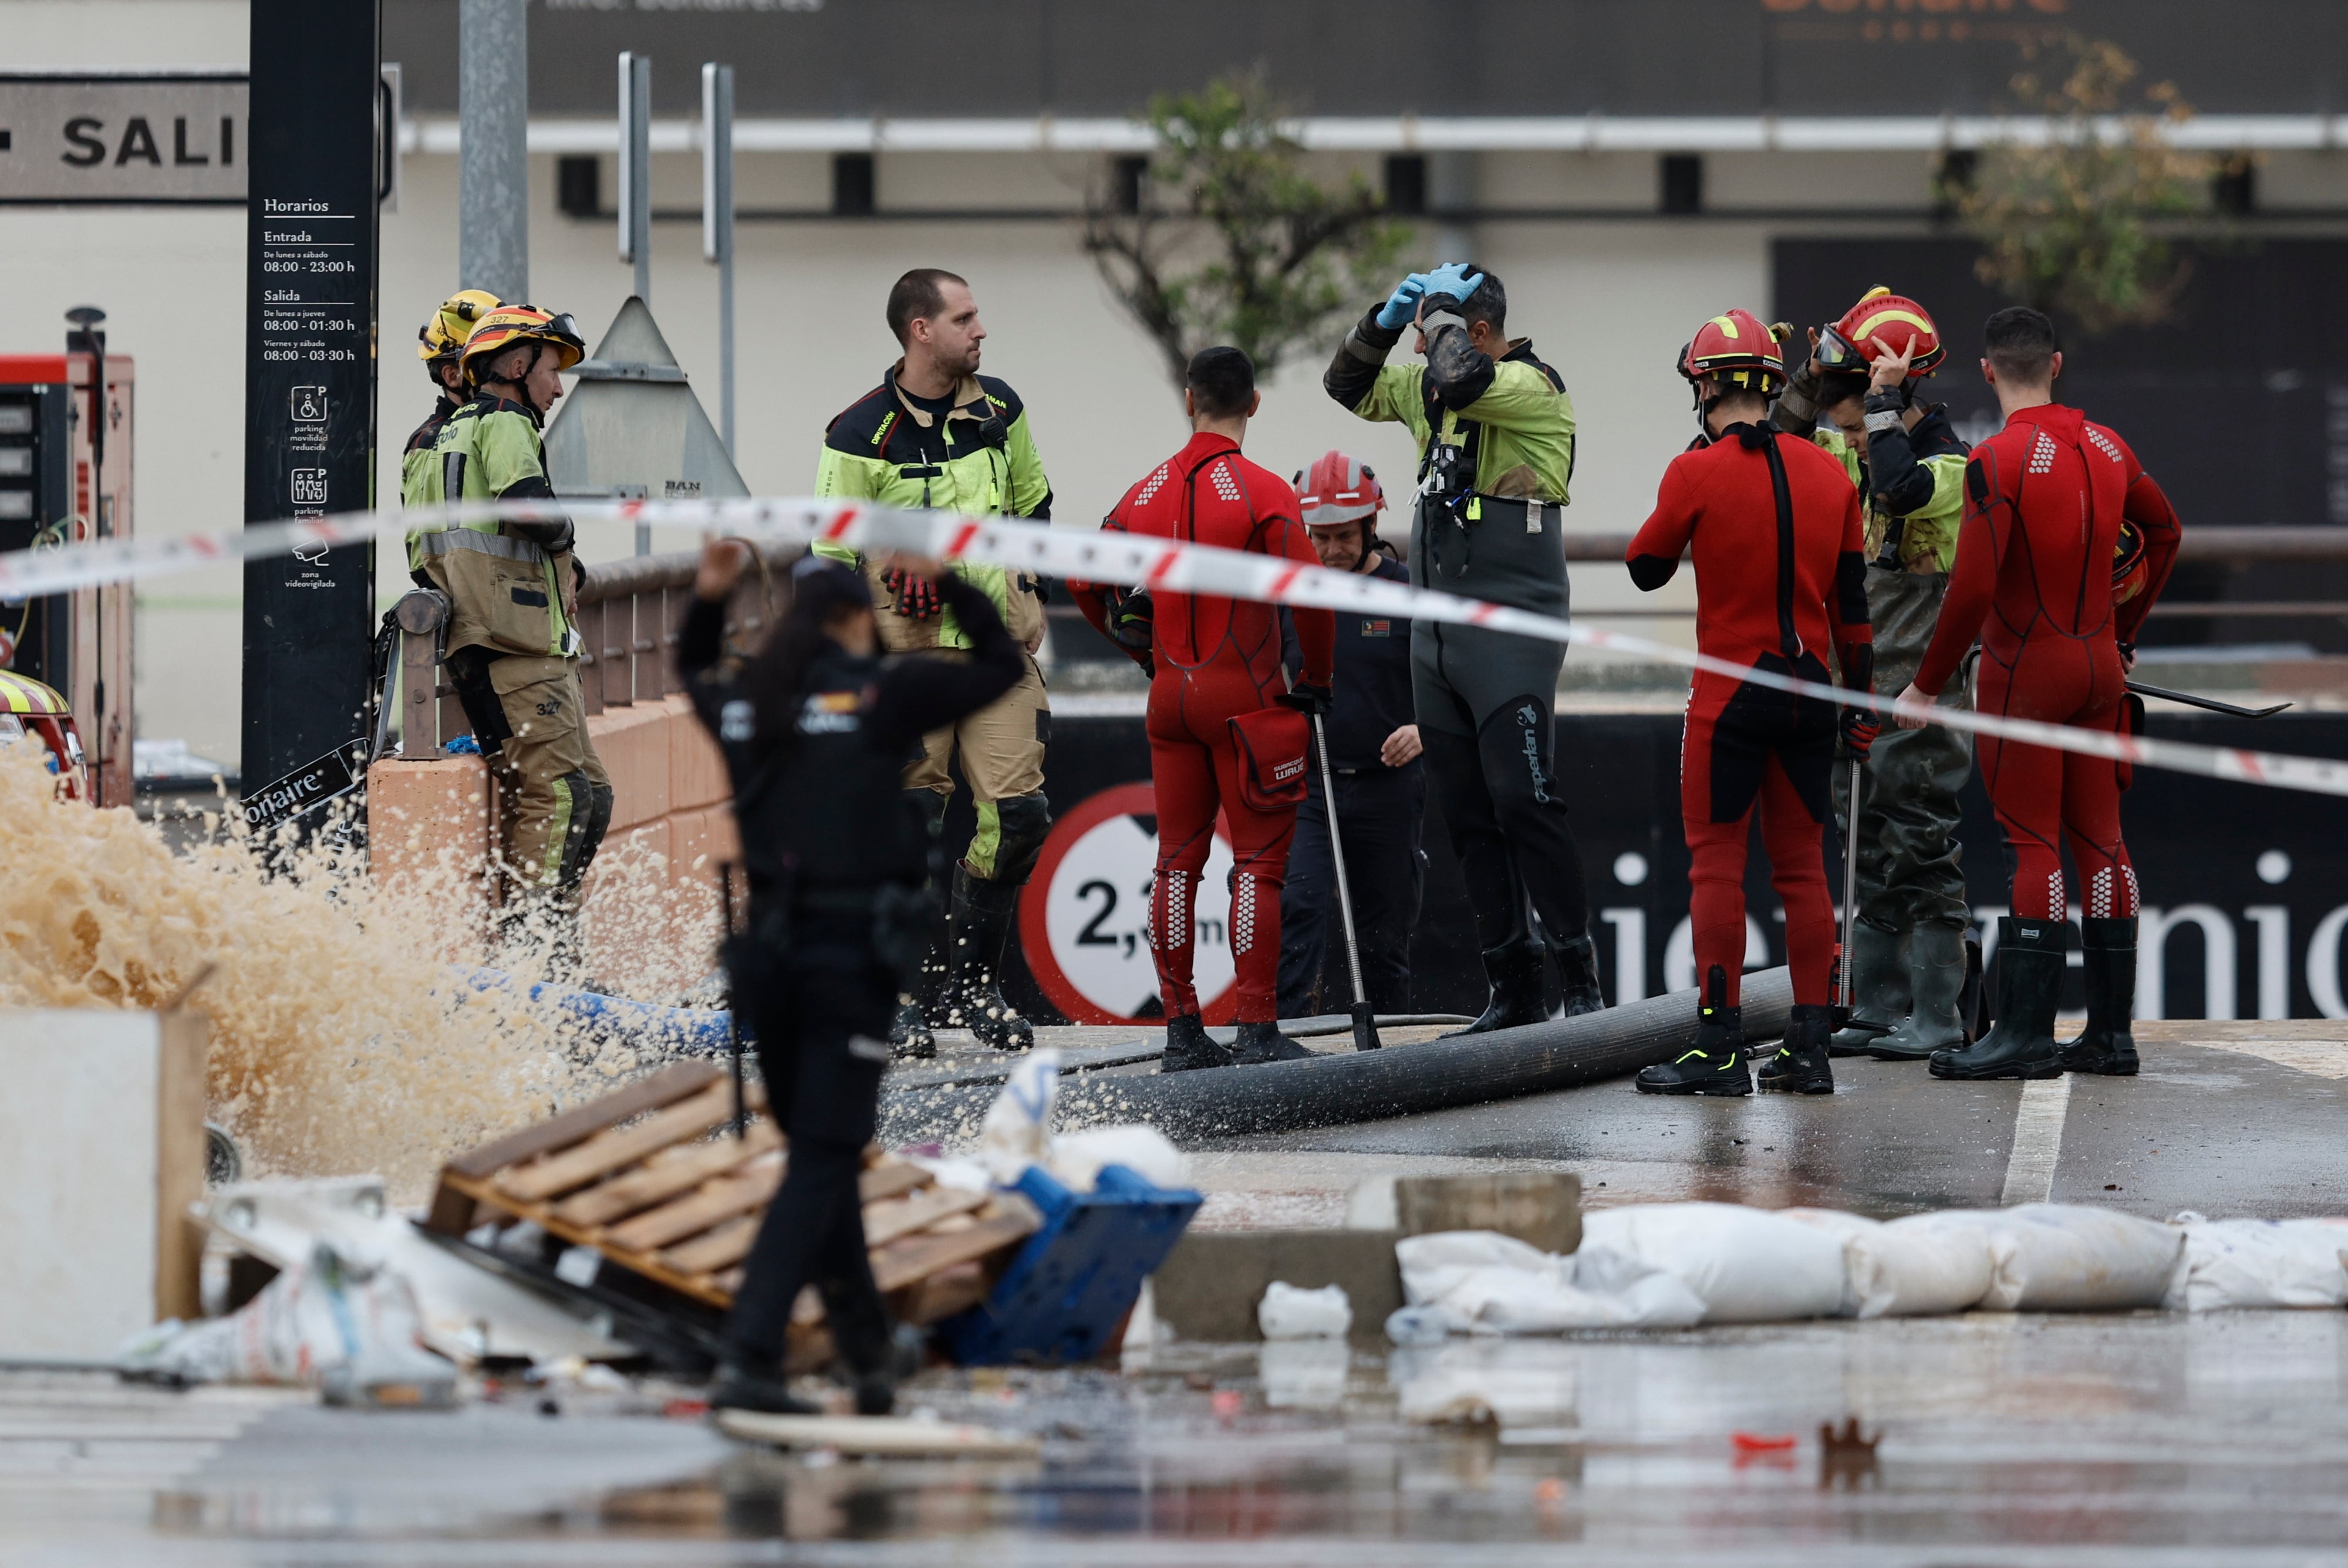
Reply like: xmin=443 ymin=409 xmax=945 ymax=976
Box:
xmin=5 ymin=494 xmax=2346 ymax=799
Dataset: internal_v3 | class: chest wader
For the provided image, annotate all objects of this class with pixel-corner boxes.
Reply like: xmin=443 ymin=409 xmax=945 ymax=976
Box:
xmin=1406 ymin=414 xmax=1601 ymax=1036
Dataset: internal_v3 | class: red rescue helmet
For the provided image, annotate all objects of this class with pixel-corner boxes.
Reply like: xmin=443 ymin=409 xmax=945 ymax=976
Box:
xmin=1677 ymin=309 xmax=1787 ymax=407
xmin=1294 ymin=450 xmax=1385 ymax=530
xmin=1816 ymin=286 xmax=1946 ymax=380
xmin=2113 ymin=518 xmax=2150 ymax=607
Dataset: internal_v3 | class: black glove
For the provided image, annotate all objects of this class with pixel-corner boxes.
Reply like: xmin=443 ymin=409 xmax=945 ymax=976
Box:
xmin=1277 ymin=683 xmax=1334 ymax=717
xmin=882 ymin=567 xmax=942 ymax=621
xmin=1104 ymin=586 xmax=1154 ymax=652
xmin=1840 ymin=698 xmax=1880 ymax=761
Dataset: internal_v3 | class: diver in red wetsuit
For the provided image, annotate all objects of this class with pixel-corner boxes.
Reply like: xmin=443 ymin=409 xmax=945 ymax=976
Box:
xmin=1627 ymin=310 xmax=1877 ymax=1097
xmin=1899 ymin=306 xmax=2181 ymax=1081
xmin=1072 ymin=347 xmax=1337 ymax=1072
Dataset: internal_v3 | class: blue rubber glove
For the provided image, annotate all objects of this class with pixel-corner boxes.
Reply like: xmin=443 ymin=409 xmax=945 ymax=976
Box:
xmin=1417 ymin=262 xmax=1485 ymax=312
xmin=1375 ymin=274 xmax=1429 ymax=331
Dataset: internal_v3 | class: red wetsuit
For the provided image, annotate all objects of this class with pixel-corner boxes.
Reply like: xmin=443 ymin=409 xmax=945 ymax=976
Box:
xmin=1912 ymin=403 xmax=2181 ymax=922
xmin=1076 ymin=432 xmax=1335 ymax=1022
xmin=1629 ymin=424 xmax=1873 ymax=1007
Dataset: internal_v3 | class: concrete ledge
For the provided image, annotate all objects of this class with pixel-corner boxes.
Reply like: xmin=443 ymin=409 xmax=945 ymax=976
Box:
xmin=1150 ymin=1228 xmax=1402 ymax=1343
xmin=1396 ymin=1171 xmax=1581 ymax=1255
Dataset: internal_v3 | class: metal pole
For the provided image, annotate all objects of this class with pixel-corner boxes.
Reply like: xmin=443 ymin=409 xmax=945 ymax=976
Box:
xmin=458 ymin=0 xmax=527 ymax=301
xmin=1311 ymin=714 xmax=1380 ymax=1053
xmin=702 ymin=63 xmax=735 ymax=455
xmin=1837 ymin=754 xmax=1863 ymax=1020
xmin=618 ymin=52 xmax=652 ymax=306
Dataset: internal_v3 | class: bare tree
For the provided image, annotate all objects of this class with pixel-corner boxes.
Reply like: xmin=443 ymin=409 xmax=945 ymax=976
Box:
xmin=1084 ymin=73 xmax=1409 ymax=398
xmin=1946 ymin=35 xmax=2217 ymax=334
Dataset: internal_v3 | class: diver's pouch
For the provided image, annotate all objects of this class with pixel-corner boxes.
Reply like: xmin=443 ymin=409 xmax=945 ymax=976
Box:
xmin=1227 ymin=705 xmax=1311 ymax=812
xmin=419 ymin=528 xmax=559 ymax=657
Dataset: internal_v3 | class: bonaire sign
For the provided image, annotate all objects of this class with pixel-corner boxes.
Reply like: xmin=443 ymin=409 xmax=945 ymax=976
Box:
xmin=0 ymin=74 xmax=247 ymax=205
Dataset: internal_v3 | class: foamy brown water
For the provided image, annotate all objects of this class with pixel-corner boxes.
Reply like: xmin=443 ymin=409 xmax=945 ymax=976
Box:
xmin=0 ymin=749 xmax=717 ymax=1200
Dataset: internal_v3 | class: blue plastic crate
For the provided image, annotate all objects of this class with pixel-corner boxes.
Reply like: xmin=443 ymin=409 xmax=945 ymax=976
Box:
xmin=939 ymin=1163 xmax=1202 ymax=1367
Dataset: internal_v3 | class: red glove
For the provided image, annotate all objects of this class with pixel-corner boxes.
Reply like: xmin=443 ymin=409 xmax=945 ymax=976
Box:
xmin=881 ymin=567 xmax=942 ymax=621
xmin=1840 ymin=699 xmax=1880 ymax=761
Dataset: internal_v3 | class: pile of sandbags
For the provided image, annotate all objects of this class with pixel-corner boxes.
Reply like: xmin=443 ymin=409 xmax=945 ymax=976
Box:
xmin=1395 ymin=1200 xmax=2348 ymax=1336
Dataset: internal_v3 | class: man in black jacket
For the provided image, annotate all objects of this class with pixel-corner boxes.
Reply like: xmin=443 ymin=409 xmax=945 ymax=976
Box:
xmin=1277 ymin=452 xmax=1426 ymax=1019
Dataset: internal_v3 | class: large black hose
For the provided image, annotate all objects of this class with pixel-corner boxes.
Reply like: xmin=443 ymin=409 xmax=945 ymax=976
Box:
xmin=880 ymin=966 xmax=1795 ymax=1146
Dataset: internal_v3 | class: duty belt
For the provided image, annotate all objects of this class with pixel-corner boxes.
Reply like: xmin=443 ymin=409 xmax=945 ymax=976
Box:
xmin=1421 ymin=494 xmax=1560 ymax=584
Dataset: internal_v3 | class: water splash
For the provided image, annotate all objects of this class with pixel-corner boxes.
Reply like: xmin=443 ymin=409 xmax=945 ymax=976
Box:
xmin=0 ymin=749 xmax=717 ymax=1200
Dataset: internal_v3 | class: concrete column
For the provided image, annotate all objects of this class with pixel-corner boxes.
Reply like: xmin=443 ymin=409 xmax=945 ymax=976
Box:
xmin=1428 ymin=150 xmax=1479 ymax=268
xmin=458 ymin=0 xmax=528 ymax=301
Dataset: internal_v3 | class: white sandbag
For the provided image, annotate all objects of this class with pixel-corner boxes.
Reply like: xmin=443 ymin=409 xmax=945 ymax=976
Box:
xmin=1048 ymin=1124 xmax=1190 ymax=1193
xmin=2161 ymin=1215 xmax=2348 ymax=1312
xmin=1580 ymin=1203 xmax=1848 ymax=1323
xmin=1894 ymin=1205 xmax=2181 ymax=1312
xmin=977 ymin=1047 xmax=1062 ymax=1183
xmin=1846 ymin=1218 xmax=1997 ymax=1318
xmin=120 ymin=1242 xmax=457 ymax=1403
xmin=1395 ymin=1230 xmax=1705 ymax=1333
xmin=1777 ymin=1208 xmax=1884 ymax=1317
xmin=1258 ymin=1281 xmax=1352 ymax=1339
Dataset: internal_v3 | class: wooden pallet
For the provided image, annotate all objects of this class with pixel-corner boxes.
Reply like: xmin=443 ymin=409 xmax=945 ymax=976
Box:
xmin=424 ymin=1062 xmax=1035 ymax=1324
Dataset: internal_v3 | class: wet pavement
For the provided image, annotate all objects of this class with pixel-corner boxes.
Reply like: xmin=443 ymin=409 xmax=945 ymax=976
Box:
xmin=11 ymin=1020 xmax=2348 ymax=1564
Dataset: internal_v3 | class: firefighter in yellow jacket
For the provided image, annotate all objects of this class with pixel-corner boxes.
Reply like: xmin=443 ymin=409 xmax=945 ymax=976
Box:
xmin=407 ymin=304 xmax=613 ymax=959
xmin=814 ymin=269 xmax=1054 ymax=1055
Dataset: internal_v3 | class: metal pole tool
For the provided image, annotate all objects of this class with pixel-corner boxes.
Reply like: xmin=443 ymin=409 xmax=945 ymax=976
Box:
xmin=1310 ymin=713 xmax=1381 ymax=1053
xmin=1836 ymin=753 xmax=1870 ymax=1031
xmin=2124 ymin=678 xmax=2292 ymax=719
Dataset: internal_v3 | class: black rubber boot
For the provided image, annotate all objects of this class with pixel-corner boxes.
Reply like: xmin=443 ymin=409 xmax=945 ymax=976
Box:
xmin=1757 ymin=1003 xmax=1837 ymax=1094
xmin=946 ymin=865 xmax=1034 ymax=1052
xmin=710 ymin=1359 xmax=819 ymax=1417
xmin=1443 ymin=941 xmax=1547 ymax=1037
xmin=2059 ymin=916 xmax=2140 ymax=1076
xmin=1869 ymin=923 xmax=1969 ymax=1061
xmin=1829 ymin=919 xmax=1907 ymax=1056
xmin=1231 ymin=1020 xmax=1315 ymax=1065
xmin=888 ymin=996 xmax=936 ymax=1060
xmin=1159 ymin=1013 xmax=1230 ymax=1074
xmin=1551 ymin=932 xmax=1606 ymax=1018
xmin=1930 ymin=917 xmax=2066 ymax=1080
xmin=1637 ymin=965 xmax=1750 ymax=1096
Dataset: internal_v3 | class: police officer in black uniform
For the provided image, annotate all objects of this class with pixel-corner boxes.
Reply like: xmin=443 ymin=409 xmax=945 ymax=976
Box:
xmin=1277 ymin=452 xmax=1427 ymax=1019
xmin=683 ymin=538 xmax=1023 ymax=1418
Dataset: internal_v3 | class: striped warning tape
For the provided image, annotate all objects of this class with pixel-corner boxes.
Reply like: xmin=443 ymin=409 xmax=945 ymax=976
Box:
xmin=4 ymin=494 xmax=2344 ymax=799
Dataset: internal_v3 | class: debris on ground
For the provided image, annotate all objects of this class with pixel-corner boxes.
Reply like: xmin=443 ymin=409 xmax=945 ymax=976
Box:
xmin=1257 ymin=1281 xmax=1352 ymax=1339
xmin=119 ymin=1241 xmax=458 ymax=1406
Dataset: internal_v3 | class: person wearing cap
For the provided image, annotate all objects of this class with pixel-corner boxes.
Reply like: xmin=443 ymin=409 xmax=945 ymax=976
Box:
xmin=814 ymin=268 xmax=1055 ymax=1058
xmin=1772 ymin=289 xmax=1975 ymax=1062
xmin=409 ymin=303 xmax=612 ymax=954
xmin=402 ymin=289 xmax=501 ymax=511
xmin=1276 ymin=452 xmax=1426 ymax=1020
xmin=1323 ymin=262 xmax=1604 ymax=1035
xmin=681 ymin=538 xmax=1024 ymax=1419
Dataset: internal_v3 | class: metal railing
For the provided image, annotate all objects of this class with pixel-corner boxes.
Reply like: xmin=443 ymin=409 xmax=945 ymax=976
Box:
xmin=390 ymin=547 xmax=789 ymax=754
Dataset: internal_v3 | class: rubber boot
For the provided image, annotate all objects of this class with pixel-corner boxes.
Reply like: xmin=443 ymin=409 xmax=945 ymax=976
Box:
xmin=1756 ymin=1003 xmax=1837 ymax=1094
xmin=1929 ymin=917 xmax=2066 ymax=1080
xmin=709 ymin=1357 xmax=819 ymax=1417
xmin=1829 ymin=920 xmax=1907 ymax=1056
xmin=1551 ymin=932 xmax=1606 ymax=1018
xmin=946 ymin=865 xmax=1034 ymax=1052
xmin=1159 ymin=1013 xmax=1230 ymax=1074
xmin=2058 ymin=916 xmax=2140 ymax=1076
xmin=1231 ymin=1020 xmax=1315 ymax=1065
xmin=824 ymin=1293 xmax=898 ymax=1418
xmin=1443 ymin=941 xmax=1547 ymax=1037
xmin=1637 ymin=965 xmax=1750 ymax=1096
xmin=888 ymin=938 xmax=945 ymax=1060
xmin=1868 ymin=924 xmax=1969 ymax=1061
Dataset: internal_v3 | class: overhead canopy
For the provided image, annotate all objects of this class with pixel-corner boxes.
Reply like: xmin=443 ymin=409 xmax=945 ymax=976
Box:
xmin=542 ymin=296 xmax=745 ymax=503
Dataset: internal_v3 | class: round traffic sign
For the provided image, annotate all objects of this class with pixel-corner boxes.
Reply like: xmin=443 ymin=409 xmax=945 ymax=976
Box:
xmin=1017 ymin=782 xmax=1235 ymax=1026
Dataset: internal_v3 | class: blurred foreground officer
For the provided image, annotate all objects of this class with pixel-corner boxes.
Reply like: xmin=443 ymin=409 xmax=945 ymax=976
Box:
xmin=1627 ymin=310 xmax=1876 ymax=1097
xmin=407 ymin=303 xmax=610 ymax=959
xmin=815 ymin=268 xmax=1055 ymax=1055
xmin=684 ymin=540 xmax=1023 ymax=1417
xmin=1324 ymin=262 xmax=1603 ymax=1032
xmin=1276 ymin=452 xmax=1426 ymax=1019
